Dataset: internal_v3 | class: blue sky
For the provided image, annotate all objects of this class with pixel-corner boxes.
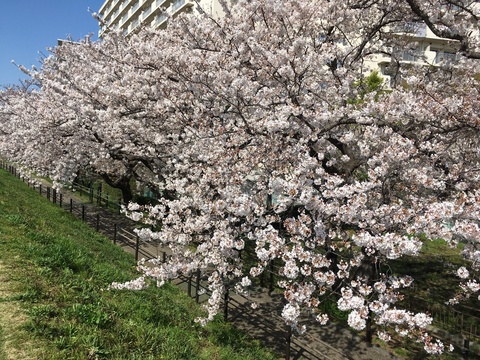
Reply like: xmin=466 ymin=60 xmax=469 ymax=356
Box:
xmin=0 ymin=0 xmax=105 ymax=87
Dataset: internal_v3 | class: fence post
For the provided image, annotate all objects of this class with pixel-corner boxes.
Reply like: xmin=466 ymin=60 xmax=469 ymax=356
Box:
xmin=89 ymin=187 xmax=94 ymax=203
xmin=224 ymin=288 xmax=229 ymax=322
xmin=286 ymin=324 xmax=292 ymax=360
xmin=96 ymin=213 xmax=100 ymax=232
xmin=82 ymin=205 xmax=85 ymax=221
xmin=195 ymin=269 xmax=201 ymax=303
xmin=463 ymin=339 xmax=470 ymax=360
xmin=269 ymin=260 xmax=275 ymax=294
xmin=47 ymin=187 xmax=51 ymax=201
xmin=113 ymin=224 xmax=117 ymax=244
xmin=39 ymin=184 xmax=42 ymax=195
xmin=135 ymin=234 xmax=140 ymax=261
xmin=59 ymin=193 xmax=63 ymax=208
xmin=260 ymin=269 xmax=266 ymax=288
xmin=70 ymin=198 xmax=73 ymax=213
xmin=52 ymin=189 xmax=57 ymax=204
xmin=188 ymin=275 xmax=192 ymax=297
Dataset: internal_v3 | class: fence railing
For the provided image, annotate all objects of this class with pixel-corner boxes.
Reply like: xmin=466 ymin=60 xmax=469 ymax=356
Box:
xmin=1 ymin=160 xmax=478 ymax=359
xmin=69 ymin=181 xmax=123 ymax=213
xmin=405 ymin=295 xmax=480 ymax=342
xmin=0 ymin=162 xmax=322 ymax=358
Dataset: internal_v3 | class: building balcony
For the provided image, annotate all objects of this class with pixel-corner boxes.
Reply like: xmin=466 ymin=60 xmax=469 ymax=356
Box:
xmin=99 ymin=0 xmax=116 ymax=19
xmin=131 ymin=0 xmax=140 ymax=12
xmin=143 ymin=4 xmax=152 ymax=19
xmin=98 ymin=0 xmax=201 ymax=37
xmin=391 ymin=22 xmax=427 ymax=37
xmin=400 ymin=50 xmax=424 ymax=62
xmin=434 ymin=51 xmax=462 ymax=64
xmin=156 ymin=0 xmax=168 ymax=7
xmin=154 ymin=12 xmax=168 ymax=27
xmin=131 ymin=17 xmax=140 ymax=30
xmin=121 ymin=12 xmax=130 ymax=26
xmin=171 ymin=0 xmax=194 ymax=14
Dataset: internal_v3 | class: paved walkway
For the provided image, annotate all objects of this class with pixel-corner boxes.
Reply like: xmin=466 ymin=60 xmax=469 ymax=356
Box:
xmin=33 ymin=177 xmax=398 ymax=360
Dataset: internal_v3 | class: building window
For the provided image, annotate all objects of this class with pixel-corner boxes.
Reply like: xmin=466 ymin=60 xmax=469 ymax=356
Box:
xmin=393 ymin=22 xmax=426 ymax=37
xmin=132 ymin=18 xmax=140 ymax=29
xmin=172 ymin=0 xmax=187 ymax=12
xmin=132 ymin=0 xmax=139 ymax=12
xmin=144 ymin=6 xmax=152 ymax=18
xmin=155 ymin=13 xmax=167 ymax=25
xmin=122 ymin=12 xmax=129 ymax=24
xmin=434 ymin=51 xmax=461 ymax=64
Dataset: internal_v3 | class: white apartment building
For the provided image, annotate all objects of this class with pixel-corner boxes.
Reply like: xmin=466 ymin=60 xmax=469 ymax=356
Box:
xmin=369 ymin=2 xmax=480 ymax=86
xmin=367 ymin=21 xmax=462 ymax=86
xmin=98 ymin=1 xmax=476 ymax=89
xmin=98 ymin=0 xmax=226 ymax=37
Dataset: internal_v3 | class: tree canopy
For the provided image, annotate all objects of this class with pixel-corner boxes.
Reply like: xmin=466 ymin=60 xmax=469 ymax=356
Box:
xmin=1 ymin=0 xmax=479 ymax=355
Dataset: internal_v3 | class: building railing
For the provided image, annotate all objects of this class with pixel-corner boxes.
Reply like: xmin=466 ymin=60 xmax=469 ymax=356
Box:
xmin=121 ymin=12 xmax=130 ymax=25
xmin=131 ymin=18 xmax=140 ymax=30
xmin=434 ymin=51 xmax=462 ymax=64
xmin=132 ymin=0 xmax=140 ymax=12
xmin=172 ymin=0 xmax=193 ymax=13
xmin=400 ymin=49 xmax=424 ymax=62
xmin=143 ymin=4 xmax=152 ymax=18
xmin=392 ymin=22 xmax=427 ymax=37
xmin=155 ymin=12 xmax=168 ymax=26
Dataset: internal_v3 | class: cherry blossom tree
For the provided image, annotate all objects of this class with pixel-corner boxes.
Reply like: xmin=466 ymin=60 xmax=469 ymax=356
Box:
xmin=119 ymin=0 xmax=480 ymax=354
xmin=2 ymin=34 xmax=182 ymax=203
xmin=1 ymin=0 xmax=479 ymax=355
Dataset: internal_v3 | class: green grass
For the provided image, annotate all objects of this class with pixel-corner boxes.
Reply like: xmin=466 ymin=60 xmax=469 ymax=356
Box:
xmin=0 ymin=169 xmax=277 ymax=360
xmin=383 ymin=238 xmax=479 ymax=358
xmin=389 ymin=238 xmax=475 ymax=309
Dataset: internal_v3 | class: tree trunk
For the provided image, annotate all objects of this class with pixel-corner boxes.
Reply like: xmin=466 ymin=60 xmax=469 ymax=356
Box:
xmin=119 ymin=181 xmax=133 ymax=204
xmin=365 ymin=309 xmax=373 ymax=344
xmin=101 ymin=174 xmax=134 ymax=205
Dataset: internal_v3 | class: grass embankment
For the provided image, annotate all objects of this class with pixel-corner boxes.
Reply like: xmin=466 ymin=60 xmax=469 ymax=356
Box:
xmin=0 ymin=169 xmax=276 ymax=360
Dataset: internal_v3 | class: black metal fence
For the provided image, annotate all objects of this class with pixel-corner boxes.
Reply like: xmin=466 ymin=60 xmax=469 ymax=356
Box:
xmin=1 ymin=160 xmax=478 ymax=359
xmin=69 ymin=181 xmax=123 ymax=213
xmin=0 ymin=161 xmax=329 ymax=359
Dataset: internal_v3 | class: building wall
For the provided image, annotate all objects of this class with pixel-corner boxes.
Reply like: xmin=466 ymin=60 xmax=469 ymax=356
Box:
xmin=98 ymin=0 xmax=226 ymax=37
xmin=98 ymin=1 xmax=476 ymax=89
xmin=361 ymin=20 xmax=469 ymax=87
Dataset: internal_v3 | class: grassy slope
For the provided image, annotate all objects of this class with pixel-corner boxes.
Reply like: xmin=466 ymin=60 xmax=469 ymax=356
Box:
xmin=0 ymin=169 xmax=276 ymax=360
